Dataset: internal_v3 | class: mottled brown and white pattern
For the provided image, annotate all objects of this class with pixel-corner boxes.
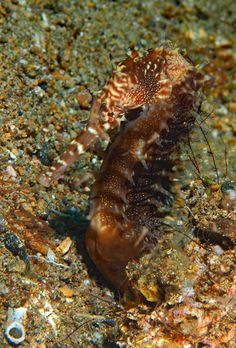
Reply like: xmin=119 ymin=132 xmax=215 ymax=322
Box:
xmin=38 ymin=48 xmax=197 ymax=187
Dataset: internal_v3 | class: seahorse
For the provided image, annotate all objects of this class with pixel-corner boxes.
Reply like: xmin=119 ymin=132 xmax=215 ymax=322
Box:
xmin=85 ymin=49 xmax=204 ymax=293
xmin=38 ymin=48 xmax=203 ymax=294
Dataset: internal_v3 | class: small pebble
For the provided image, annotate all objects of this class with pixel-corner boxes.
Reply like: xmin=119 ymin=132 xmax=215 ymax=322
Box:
xmin=6 ymin=165 xmax=17 ymax=178
xmin=56 ymin=237 xmax=72 ymax=255
xmin=76 ymin=89 xmax=92 ymax=109
xmin=59 ymin=287 xmax=75 ymax=297
xmin=0 ymin=283 xmax=10 ymax=295
xmin=210 ymin=183 xmax=220 ymax=191
xmin=212 ymin=245 xmax=224 ymax=256
xmin=6 ymin=260 xmax=25 ymax=273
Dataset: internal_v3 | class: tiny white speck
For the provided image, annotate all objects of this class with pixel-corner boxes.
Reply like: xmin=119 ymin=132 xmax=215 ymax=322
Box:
xmin=76 ymin=143 xmax=84 ymax=154
xmin=83 ymin=279 xmax=91 ymax=287
xmin=57 ymin=159 xmax=67 ymax=166
xmin=88 ymin=127 xmax=98 ymax=135
xmin=103 ymin=123 xmax=110 ymax=130
xmin=41 ymin=13 xmax=49 ymax=27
